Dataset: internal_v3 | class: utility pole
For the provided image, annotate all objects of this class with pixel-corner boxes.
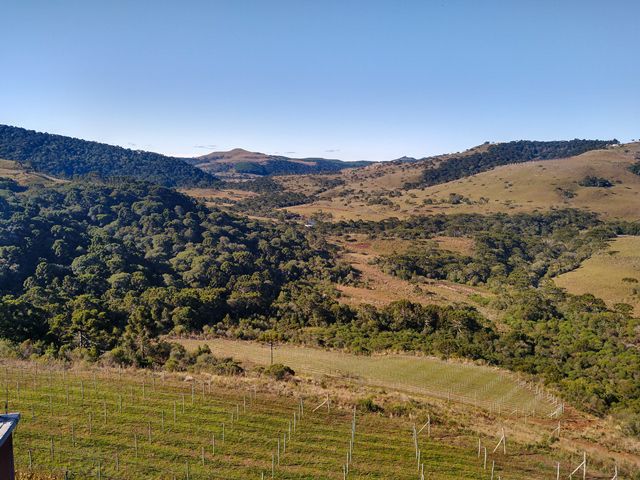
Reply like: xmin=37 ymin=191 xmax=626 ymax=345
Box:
xmin=259 ymin=330 xmax=280 ymax=366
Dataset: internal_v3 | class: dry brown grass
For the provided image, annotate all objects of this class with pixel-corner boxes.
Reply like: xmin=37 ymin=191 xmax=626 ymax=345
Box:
xmin=555 ymin=235 xmax=640 ymax=315
xmin=0 ymin=159 xmax=60 ymax=185
xmin=286 ymin=143 xmax=640 ymax=221
xmin=330 ymin=235 xmax=493 ymax=317
xmin=432 ymin=236 xmax=476 ymax=256
xmin=182 ymin=187 xmax=258 ymax=201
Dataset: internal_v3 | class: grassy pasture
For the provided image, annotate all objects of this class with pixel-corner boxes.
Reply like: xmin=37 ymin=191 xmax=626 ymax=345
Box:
xmin=286 ymin=143 xmax=640 ymax=221
xmin=176 ymin=338 xmax=556 ymax=416
xmin=181 ymin=188 xmax=258 ymax=202
xmin=2 ymin=360 xmax=557 ymax=479
xmin=555 ymin=235 xmax=640 ymax=315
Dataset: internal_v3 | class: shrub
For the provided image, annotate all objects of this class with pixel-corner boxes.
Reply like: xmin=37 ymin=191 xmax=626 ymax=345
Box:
xmin=615 ymin=409 xmax=640 ymax=438
xmin=357 ymin=396 xmax=383 ymax=413
xmin=206 ymin=357 xmax=244 ymax=376
xmin=263 ymin=363 xmax=295 ymax=381
xmin=164 ymin=343 xmax=244 ymax=375
xmin=578 ymin=176 xmax=613 ymax=188
xmin=0 ymin=339 xmax=17 ymax=358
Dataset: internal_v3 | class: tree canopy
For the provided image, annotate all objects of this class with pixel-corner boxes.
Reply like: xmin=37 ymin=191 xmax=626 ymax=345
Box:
xmin=0 ymin=124 xmax=218 ymax=187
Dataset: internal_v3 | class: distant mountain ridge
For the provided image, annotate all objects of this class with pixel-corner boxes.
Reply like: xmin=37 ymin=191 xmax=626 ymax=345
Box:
xmin=0 ymin=124 xmax=218 ymax=188
xmin=190 ymin=147 xmax=373 ymax=176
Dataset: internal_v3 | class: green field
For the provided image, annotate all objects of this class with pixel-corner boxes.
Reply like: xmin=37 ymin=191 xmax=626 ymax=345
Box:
xmin=176 ymin=338 xmax=557 ymax=416
xmin=3 ymin=360 xmax=562 ymax=479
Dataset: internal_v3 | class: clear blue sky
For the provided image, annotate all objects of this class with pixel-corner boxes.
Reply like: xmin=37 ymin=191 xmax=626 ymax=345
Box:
xmin=1 ymin=1 xmax=638 ymax=161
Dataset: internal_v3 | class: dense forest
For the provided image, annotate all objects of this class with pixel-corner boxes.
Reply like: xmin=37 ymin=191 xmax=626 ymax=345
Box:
xmin=408 ymin=139 xmax=617 ymax=188
xmin=0 ymin=178 xmax=350 ymax=360
xmin=0 ymin=125 xmax=217 ymax=187
xmin=0 ymin=178 xmax=639 ymax=435
xmin=319 ymin=209 xmax=607 ymax=241
xmin=211 ymin=178 xmax=318 ymax=216
xmin=367 ymin=212 xmax=614 ymax=286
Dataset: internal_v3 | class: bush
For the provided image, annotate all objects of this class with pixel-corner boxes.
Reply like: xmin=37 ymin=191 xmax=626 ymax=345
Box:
xmin=578 ymin=176 xmax=613 ymax=188
xmin=0 ymin=339 xmax=17 ymax=358
xmin=203 ymin=357 xmax=244 ymax=376
xmin=164 ymin=343 xmax=244 ymax=375
xmin=263 ymin=363 xmax=295 ymax=381
xmin=357 ymin=396 xmax=383 ymax=413
xmin=101 ymin=346 xmax=131 ymax=367
xmin=614 ymin=409 xmax=640 ymax=438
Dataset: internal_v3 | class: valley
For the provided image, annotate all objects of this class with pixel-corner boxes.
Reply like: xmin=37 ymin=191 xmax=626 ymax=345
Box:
xmin=0 ymin=130 xmax=639 ymax=478
xmin=4 ymin=3 xmax=639 ymax=478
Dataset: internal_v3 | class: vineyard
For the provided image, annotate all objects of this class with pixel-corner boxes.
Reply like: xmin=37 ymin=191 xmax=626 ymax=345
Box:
xmin=2 ymin=359 xmax=572 ymax=479
xmin=176 ymin=338 xmax=559 ymax=416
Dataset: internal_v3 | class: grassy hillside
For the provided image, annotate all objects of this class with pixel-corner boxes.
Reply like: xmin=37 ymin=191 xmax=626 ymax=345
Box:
xmin=413 ymin=139 xmax=618 ymax=188
xmin=0 ymin=125 xmax=218 ymax=188
xmin=284 ymin=142 xmax=640 ymax=221
xmin=406 ymin=142 xmax=640 ymax=220
xmin=176 ymin=338 xmax=555 ymax=414
xmin=555 ymin=236 xmax=640 ymax=315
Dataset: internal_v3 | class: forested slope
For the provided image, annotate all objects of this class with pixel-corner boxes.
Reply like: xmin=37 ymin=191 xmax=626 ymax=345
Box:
xmin=0 ymin=125 xmax=217 ymax=187
xmin=0 ymin=179 xmax=349 ymax=360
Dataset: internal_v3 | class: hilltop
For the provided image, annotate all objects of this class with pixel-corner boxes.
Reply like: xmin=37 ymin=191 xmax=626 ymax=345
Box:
xmin=190 ymin=147 xmax=372 ymax=178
